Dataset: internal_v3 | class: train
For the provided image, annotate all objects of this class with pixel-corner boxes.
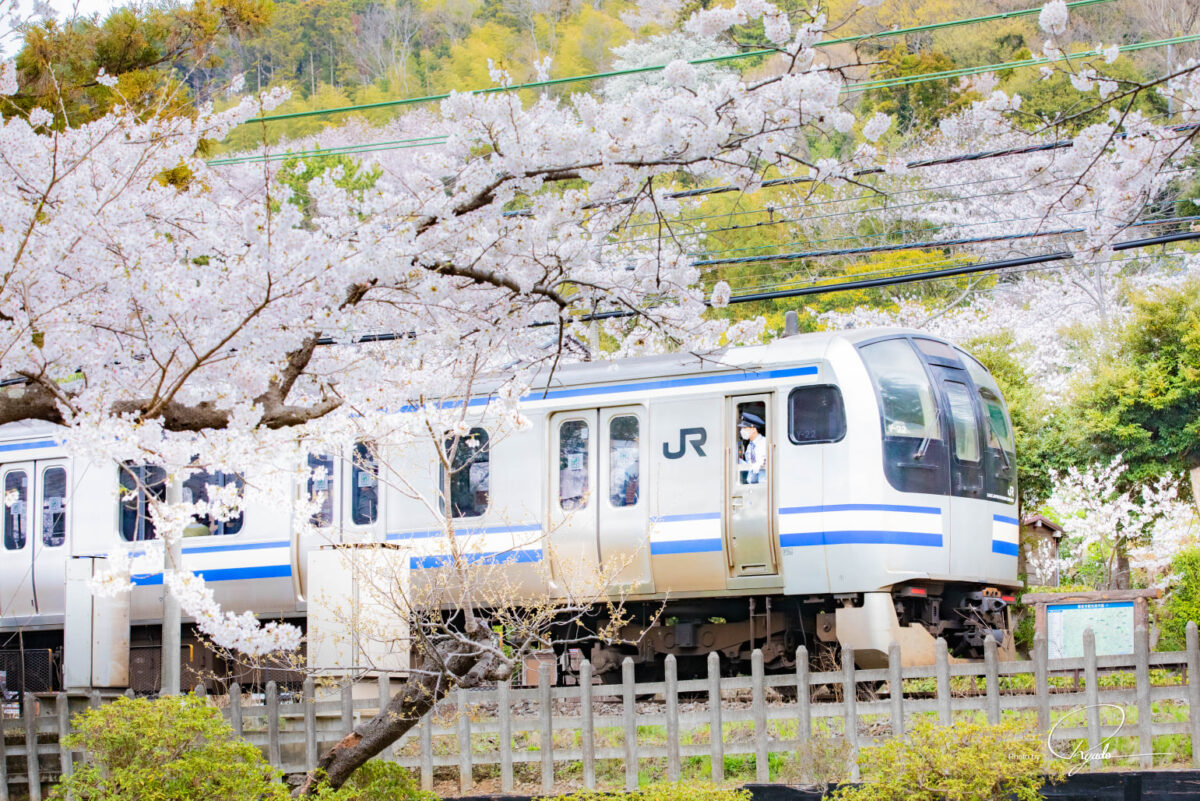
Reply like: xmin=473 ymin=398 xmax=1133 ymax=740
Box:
xmin=0 ymin=326 xmax=1020 ymax=692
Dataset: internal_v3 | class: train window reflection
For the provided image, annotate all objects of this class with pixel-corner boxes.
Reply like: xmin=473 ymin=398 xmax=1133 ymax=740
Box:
xmin=860 ymin=339 xmax=941 ymax=441
xmin=559 ymin=420 xmax=589 ymax=511
xmin=444 ymin=428 xmax=489 ymax=518
xmin=182 ymin=468 xmax=245 ymax=536
xmin=943 ymin=381 xmax=981 ymax=463
xmin=307 ymin=453 xmax=335 ymax=528
xmin=41 ymin=467 xmax=66 ymax=547
xmin=119 ymin=463 xmax=166 ymax=542
xmin=351 ymin=442 xmax=379 ymax=525
xmin=609 ymin=416 xmax=639 ymax=507
xmin=788 ymin=385 xmax=846 ymax=444
xmin=4 ymin=471 xmax=27 ymax=550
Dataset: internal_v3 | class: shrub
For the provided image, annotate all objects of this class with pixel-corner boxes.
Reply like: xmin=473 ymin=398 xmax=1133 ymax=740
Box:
xmin=313 ymin=760 xmax=437 ymax=801
xmin=52 ymin=694 xmax=288 ymax=801
xmin=1158 ymin=548 xmax=1200 ymax=651
xmin=826 ymin=718 xmax=1060 ymax=801
xmin=539 ymin=783 xmax=751 ymax=801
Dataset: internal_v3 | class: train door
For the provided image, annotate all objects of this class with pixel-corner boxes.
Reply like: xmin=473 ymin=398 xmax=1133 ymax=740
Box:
xmin=1 ymin=461 xmax=35 ymax=620
xmin=31 ymin=462 xmax=69 ymax=619
xmin=725 ymin=395 xmax=778 ymax=577
xmin=928 ymin=362 xmax=988 ymax=575
xmin=548 ymin=407 xmax=652 ymax=596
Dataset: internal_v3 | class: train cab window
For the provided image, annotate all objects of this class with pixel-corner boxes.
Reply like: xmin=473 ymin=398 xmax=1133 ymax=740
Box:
xmin=119 ymin=463 xmax=166 ymax=542
xmin=41 ymin=466 xmax=67 ymax=547
xmin=962 ymin=355 xmax=1017 ymax=501
xmin=943 ymin=381 xmax=981 ymax=463
xmin=4 ymin=470 xmax=28 ymax=550
xmin=913 ymin=338 xmax=962 ymax=362
xmin=559 ymin=420 xmax=590 ymax=511
xmin=609 ymin=416 xmax=640 ymax=507
xmin=182 ymin=469 xmax=245 ymax=536
xmin=859 ymin=338 xmax=949 ymax=494
xmin=788 ymin=385 xmax=846 ymax=444
xmin=307 ymin=453 xmax=335 ymax=527
xmin=350 ymin=442 xmax=379 ymax=525
xmin=443 ymin=428 xmax=489 ymax=518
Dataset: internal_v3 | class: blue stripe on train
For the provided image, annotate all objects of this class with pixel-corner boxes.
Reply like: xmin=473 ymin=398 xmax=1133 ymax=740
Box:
xmin=131 ymin=563 xmax=292 ymax=585
xmin=991 ymin=541 xmax=1019 ymax=556
xmin=650 ymin=538 xmax=723 ymax=555
xmin=779 ymin=503 xmax=942 ymax=516
xmin=993 ymin=514 xmax=1019 ymax=526
xmin=409 ymin=548 xmax=542 ymax=569
xmin=780 ymin=530 xmax=943 ymax=548
xmin=0 ymin=439 xmax=59 ymax=452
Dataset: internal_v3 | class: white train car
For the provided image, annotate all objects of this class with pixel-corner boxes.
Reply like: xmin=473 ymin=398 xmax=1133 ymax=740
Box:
xmin=0 ymin=327 xmax=1020 ymax=690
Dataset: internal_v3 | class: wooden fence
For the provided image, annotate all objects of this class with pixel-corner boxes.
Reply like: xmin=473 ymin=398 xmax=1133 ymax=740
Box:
xmin=6 ymin=622 xmax=1200 ymax=800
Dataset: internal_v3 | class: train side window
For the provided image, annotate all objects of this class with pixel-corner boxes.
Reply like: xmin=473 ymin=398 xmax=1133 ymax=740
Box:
xmin=307 ymin=453 xmax=335 ymax=527
xmin=119 ymin=463 xmax=166 ymax=542
xmin=182 ymin=469 xmax=245 ymax=536
xmin=788 ymin=385 xmax=846 ymax=444
xmin=943 ymin=381 xmax=981 ymax=463
xmin=859 ymin=338 xmax=949 ymax=494
xmin=962 ymin=354 xmax=1017 ymax=501
xmin=351 ymin=442 xmax=379 ymax=525
xmin=443 ymin=428 xmax=489 ymax=518
xmin=4 ymin=470 xmax=28 ymax=550
xmin=559 ymin=420 xmax=590 ymax=511
xmin=609 ymin=416 xmax=639 ymax=507
xmin=41 ymin=466 xmax=67 ymax=547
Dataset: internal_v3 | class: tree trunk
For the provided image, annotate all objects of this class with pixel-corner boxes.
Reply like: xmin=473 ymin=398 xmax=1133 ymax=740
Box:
xmin=295 ymin=635 xmax=494 ymax=796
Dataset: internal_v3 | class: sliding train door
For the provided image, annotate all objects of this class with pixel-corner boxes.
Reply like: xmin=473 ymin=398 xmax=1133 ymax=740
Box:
xmin=0 ymin=459 xmax=69 ymax=624
xmin=548 ymin=406 xmax=652 ymax=596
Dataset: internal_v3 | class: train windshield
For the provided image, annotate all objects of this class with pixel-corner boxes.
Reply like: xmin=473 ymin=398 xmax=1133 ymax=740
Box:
xmin=859 ymin=338 xmax=949 ymax=494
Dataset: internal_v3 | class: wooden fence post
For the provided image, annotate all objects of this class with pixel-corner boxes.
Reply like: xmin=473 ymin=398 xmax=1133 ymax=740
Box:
xmin=458 ymin=687 xmax=473 ymax=793
xmin=984 ymin=636 xmax=1000 ymax=725
xmin=622 ymin=657 xmax=637 ymax=792
xmin=665 ymin=654 xmax=681 ymax=782
xmin=378 ymin=674 xmax=392 ymax=760
xmin=580 ymin=661 xmax=595 ymax=790
xmin=752 ymin=649 xmax=768 ymax=782
xmin=842 ymin=646 xmax=858 ymax=782
xmin=1134 ymin=622 xmax=1153 ymax=768
xmin=935 ymin=638 xmax=951 ymax=725
xmin=56 ymin=694 xmax=71 ymax=782
xmin=303 ymin=677 xmax=317 ymax=772
xmin=707 ymin=651 xmax=723 ymax=782
xmin=1188 ymin=622 xmax=1200 ymax=768
xmin=539 ymin=663 xmax=553 ymax=795
xmin=1034 ymin=635 xmax=1050 ymax=733
xmin=1083 ymin=628 xmax=1101 ymax=755
xmin=266 ymin=681 xmax=281 ymax=769
xmin=419 ymin=709 xmax=433 ymax=792
xmin=0 ymin=695 xmax=9 ymax=801
xmin=499 ymin=678 xmax=514 ymax=793
xmin=796 ymin=645 xmax=810 ymax=743
xmin=888 ymin=642 xmax=903 ymax=737
xmin=341 ymin=680 xmax=354 ymax=736
xmin=230 ymin=682 xmax=244 ymax=738
xmin=24 ymin=694 xmax=41 ymax=801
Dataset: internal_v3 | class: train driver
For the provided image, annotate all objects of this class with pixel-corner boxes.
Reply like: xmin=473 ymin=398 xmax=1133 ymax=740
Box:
xmin=738 ymin=412 xmax=766 ymax=484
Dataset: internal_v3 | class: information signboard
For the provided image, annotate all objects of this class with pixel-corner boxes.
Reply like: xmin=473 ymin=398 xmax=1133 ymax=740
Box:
xmin=1045 ymin=600 xmax=1135 ymax=660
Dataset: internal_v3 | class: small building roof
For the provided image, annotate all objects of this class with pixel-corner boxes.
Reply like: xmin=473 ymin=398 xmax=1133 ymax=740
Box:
xmin=1021 ymin=514 xmax=1064 ymax=536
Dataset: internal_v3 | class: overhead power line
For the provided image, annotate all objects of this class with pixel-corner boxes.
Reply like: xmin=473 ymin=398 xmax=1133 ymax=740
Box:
xmin=241 ymin=0 xmax=1115 ymax=126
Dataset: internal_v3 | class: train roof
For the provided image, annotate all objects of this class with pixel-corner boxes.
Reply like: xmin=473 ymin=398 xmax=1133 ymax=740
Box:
xmin=527 ymin=326 xmax=937 ymax=393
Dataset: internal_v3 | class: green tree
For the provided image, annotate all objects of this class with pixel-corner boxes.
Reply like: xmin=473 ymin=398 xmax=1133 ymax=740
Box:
xmin=858 ymin=46 xmax=977 ymax=132
xmin=1002 ymin=54 xmax=1166 ymax=134
xmin=10 ymin=1 xmax=272 ymax=126
xmin=1075 ymin=279 xmax=1200 ymax=484
xmin=1158 ymin=548 xmax=1200 ymax=651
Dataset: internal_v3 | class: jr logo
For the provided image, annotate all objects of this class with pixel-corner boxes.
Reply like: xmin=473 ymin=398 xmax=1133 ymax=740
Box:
xmin=663 ymin=427 xmax=707 ymax=459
